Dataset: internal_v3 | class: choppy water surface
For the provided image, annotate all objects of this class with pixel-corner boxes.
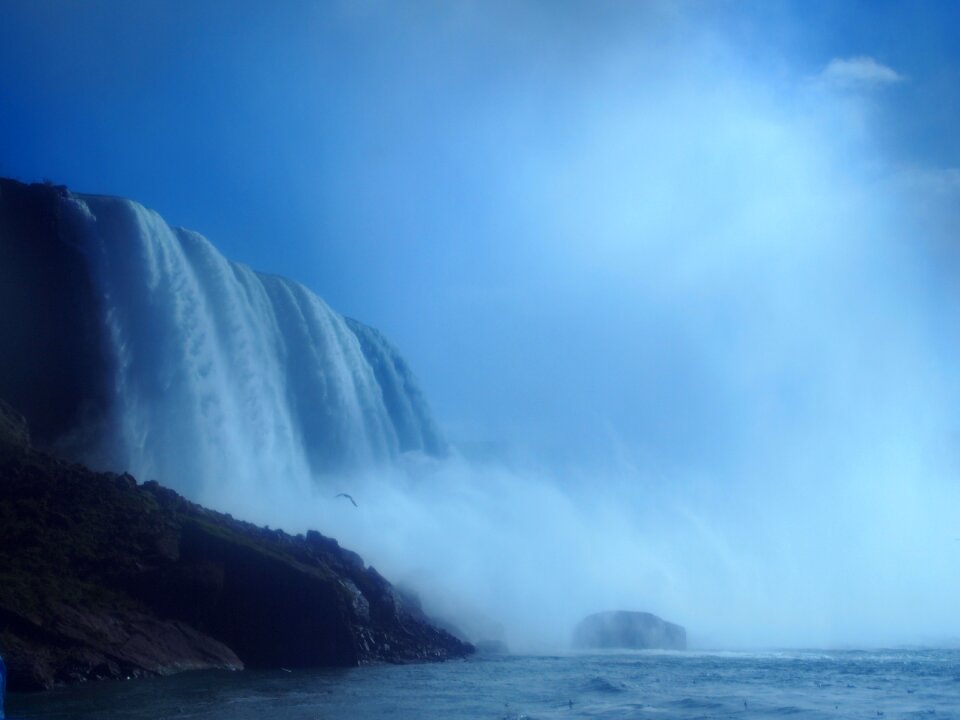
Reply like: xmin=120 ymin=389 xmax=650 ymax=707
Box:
xmin=9 ymin=649 xmax=960 ymax=719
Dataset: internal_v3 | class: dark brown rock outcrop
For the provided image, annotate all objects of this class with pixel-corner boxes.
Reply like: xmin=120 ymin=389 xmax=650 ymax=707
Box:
xmin=0 ymin=410 xmax=472 ymax=691
xmin=572 ymin=611 xmax=686 ymax=651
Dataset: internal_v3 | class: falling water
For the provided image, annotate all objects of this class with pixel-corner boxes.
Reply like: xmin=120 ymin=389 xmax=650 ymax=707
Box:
xmin=62 ymin=194 xmax=444 ymax=508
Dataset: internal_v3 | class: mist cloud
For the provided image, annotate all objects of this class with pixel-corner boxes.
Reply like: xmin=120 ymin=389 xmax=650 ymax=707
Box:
xmin=3 ymin=0 xmax=959 ymax=652
xmin=248 ymin=3 xmax=960 ymax=651
xmin=293 ymin=4 xmax=960 ymax=650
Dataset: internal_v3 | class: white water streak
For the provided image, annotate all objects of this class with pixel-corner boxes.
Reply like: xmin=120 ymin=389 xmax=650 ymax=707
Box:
xmin=71 ymin=195 xmax=433 ymax=511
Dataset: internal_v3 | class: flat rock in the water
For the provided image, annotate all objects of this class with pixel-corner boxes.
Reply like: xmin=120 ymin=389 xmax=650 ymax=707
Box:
xmin=573 ymin=611 xmax=686 ymax=650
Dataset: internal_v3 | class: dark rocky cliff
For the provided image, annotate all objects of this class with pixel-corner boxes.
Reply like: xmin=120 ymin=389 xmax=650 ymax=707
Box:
xmin=0 ymin=400 xmax=472 ymax=692
xmin=0 ymin=179 xmax=109 ymax=451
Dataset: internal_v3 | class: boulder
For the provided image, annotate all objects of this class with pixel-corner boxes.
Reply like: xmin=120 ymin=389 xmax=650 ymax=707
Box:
xmin=572 ymin=611 xmax=686 ymax=650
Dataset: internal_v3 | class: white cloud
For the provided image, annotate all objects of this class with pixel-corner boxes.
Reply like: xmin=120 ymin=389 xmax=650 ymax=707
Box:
xmin=822 ymin=55 xmax=903 ymax=86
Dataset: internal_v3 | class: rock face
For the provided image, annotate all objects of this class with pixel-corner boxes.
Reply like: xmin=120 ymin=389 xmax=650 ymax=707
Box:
xmin=0 ymin=400 xmax=30 ymax=460
xmin=344 ymin=318 xmax=447 ymax=457
xmin=0 ymin=407 xmax=472 ymax=691
xmin=572 ymin=611 xmax=686 ymax=651
xmin=0 ymin=180 xmax=109 ymax=451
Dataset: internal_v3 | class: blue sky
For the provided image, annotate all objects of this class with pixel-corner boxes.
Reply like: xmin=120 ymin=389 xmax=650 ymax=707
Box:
xmin=2 ymin=0 xmax=960 ymax=464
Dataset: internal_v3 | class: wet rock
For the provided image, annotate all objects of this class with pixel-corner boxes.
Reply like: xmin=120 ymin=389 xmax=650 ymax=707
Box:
xmin=0 ymin=412 xmax=473 ymax=691
xmin=0 ymin=400 xmax=29 ymax=460
xmin=572 ymin=611 xmax=686 ymax=650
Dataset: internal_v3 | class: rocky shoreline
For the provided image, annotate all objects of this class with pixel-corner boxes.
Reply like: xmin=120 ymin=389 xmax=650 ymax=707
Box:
xmin=0 ymin=400 xmax=473 ymax=692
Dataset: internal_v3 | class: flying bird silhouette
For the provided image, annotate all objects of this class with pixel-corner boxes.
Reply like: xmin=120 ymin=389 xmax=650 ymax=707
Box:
xmin=334 ymin=493 xmax=358 ymax=508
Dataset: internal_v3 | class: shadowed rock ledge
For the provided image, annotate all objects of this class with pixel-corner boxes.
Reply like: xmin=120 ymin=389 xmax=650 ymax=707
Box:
xmin=0 ymin=400 xmax=473 ymax=691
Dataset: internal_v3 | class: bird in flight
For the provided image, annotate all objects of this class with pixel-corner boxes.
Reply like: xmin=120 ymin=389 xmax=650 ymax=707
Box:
xmin=334 ymin=493 xmax=358 ymax=507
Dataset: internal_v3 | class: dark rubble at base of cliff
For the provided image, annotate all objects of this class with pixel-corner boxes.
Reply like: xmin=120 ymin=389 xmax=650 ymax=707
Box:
xmin=0 ymin=399 xmax=473 ymax=692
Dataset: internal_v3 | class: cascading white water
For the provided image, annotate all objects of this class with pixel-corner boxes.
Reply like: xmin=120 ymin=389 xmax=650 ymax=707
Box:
xmin=66 ymin=194 xmax=444 ymax=508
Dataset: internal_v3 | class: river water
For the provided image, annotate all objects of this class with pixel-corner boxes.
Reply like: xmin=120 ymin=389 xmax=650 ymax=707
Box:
xmin=7 ymin=649 xmax=960 ymax=719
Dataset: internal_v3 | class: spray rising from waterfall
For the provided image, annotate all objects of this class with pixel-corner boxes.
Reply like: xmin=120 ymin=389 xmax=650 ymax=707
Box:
xmin=51 ymin=183 xmax=960 ymax=653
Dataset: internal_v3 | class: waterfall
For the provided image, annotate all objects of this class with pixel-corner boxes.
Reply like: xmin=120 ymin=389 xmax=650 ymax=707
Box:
xmin=64 ymin=193 xmax=444 ymax=505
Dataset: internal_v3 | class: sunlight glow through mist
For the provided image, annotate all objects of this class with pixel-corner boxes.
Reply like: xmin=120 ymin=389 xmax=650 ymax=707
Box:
xmin=4 ymin=0 xmax=960 ymax=652
xmin=185 ymin=3 xmax=960 ymax=650
xmin=283 ymin=6 xmax=960 ymax=650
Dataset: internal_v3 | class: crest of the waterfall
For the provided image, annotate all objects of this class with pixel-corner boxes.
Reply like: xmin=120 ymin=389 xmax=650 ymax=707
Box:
xmin=66 ymin=194 xmax=443 ymax=507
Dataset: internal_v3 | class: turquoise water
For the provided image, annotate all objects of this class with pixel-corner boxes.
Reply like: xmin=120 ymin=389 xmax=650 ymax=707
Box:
xmin=7 ymin=649 xmax=960 ymax=719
